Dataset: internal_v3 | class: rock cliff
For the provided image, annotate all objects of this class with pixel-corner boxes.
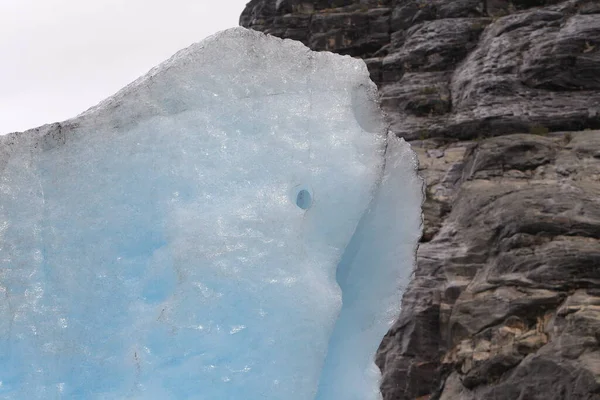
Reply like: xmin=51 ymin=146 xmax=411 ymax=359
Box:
xmin=240 ymin=0 xmax=600 ymax=398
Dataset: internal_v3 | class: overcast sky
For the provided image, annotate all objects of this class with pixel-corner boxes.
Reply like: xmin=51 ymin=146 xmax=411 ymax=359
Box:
xmin=0 ymin=0 xmax=249 ymax=134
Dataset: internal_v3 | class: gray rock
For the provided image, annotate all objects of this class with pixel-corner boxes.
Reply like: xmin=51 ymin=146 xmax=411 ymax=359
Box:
xmin=379 ymin=131 xmax=600 ymax=399
xmin=240 ymin=0 xmax=600 ymax=397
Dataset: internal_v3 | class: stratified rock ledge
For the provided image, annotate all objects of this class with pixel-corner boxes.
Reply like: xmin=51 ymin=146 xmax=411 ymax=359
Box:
xmin=240 ymin=0 xmax=600 ymax=398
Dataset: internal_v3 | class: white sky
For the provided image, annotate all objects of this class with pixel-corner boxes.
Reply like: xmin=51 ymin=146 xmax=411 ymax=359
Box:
xmin=0 ymin=0 xmax=249 ymax=134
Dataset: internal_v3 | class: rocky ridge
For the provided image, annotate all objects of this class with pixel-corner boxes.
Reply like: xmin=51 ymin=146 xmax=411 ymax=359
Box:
xmin=240 ymin=0 xmax=600 ymax=398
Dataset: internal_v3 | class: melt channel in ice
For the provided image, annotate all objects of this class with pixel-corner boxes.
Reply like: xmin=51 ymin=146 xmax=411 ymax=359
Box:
xmin=0 ymin=27 xmax=422 ymax=399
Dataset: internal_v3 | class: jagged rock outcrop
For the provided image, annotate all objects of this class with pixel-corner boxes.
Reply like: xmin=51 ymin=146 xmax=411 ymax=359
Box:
xmin=378 ymin=132 xmax=600 ymax=399
xmin=241 ymin=0 xmax=600 ymax=398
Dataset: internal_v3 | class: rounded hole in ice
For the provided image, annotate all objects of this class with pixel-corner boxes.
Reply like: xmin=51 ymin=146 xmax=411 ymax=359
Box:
xmin=296 ymin=189 xmax=312 ymax=209
xmin=294 ymin=186 xmax=313 ymax=210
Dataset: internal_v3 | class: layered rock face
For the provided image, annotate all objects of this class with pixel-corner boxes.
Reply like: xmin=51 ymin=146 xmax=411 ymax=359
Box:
xmin=240 ymin=0 xmax=600 ymax=398
xmin=379 ymin=132 xmax=600 ymax=399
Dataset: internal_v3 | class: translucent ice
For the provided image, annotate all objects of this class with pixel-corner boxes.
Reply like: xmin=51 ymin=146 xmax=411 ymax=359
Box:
xmin=0 ymin=28 xmax=422 ymax=399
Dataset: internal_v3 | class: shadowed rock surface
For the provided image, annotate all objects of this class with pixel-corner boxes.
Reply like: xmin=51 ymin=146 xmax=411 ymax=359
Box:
xmin=241 ymin=0 xmax=600 ymax=398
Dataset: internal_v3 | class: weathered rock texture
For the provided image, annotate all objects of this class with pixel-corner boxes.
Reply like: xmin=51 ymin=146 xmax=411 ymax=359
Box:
xmin=241 ymin=0 xmax=600 ymax=398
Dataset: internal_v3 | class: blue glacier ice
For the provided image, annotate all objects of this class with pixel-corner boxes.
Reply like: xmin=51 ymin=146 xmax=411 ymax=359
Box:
xmin=0 ymin=28 xmax=422 ymax=399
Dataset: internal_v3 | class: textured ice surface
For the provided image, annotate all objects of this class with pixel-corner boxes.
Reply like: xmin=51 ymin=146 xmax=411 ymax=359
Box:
xmin=0 ymin=28 xmax=422 ymax=399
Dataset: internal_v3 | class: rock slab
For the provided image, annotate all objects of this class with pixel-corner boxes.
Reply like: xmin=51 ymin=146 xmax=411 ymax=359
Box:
xmin=241 ymin=0 xmax=600 ymax=398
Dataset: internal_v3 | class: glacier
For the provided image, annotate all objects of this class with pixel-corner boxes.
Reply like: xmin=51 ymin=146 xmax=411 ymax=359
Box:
xmin=0 ymin=27 xmax=422 ymax=399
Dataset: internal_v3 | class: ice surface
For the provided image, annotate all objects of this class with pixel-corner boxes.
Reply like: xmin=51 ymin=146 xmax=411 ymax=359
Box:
xmin=0 ymin=28 xmax=422 ymax=399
